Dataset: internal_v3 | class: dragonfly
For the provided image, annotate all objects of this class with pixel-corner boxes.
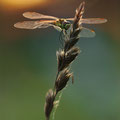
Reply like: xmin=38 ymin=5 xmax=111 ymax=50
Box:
xmin=14 ymin=11 xmax=107 ymax=38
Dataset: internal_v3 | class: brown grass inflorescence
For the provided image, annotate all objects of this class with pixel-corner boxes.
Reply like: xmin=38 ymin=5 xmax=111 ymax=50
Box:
xmin=44 ymin=2 xmax=85 ymax=120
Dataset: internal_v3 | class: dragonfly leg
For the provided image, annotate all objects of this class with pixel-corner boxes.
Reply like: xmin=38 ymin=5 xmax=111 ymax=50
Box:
xmin=59 ymin=29 xmax=69 ymax=49
xmin=59 ymin=30 xmax=64 ymax=48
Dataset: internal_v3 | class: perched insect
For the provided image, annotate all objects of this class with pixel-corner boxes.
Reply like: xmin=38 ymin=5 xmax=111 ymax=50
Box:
xmin=14 ymin=11 xmax=107 ymax=38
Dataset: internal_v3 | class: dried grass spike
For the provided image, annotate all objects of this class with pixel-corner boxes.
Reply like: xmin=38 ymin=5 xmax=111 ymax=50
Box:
xmin=44 ymin=89 xmax=55 ymax=120
xmin=65 ymin=47 xmax=80 ymax=65
xmin=55 ymin=69 xmax=72 ymax=93
xmin=64 ymin=37 xmax=79 ymax=52
xmin=73 ymin=1 xmax=85 ymax=30
xmin=56 ymin=50 xmax=65 ymax=72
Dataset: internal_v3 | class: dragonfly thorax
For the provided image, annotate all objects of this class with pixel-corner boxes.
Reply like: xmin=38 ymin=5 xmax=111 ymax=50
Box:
xmin=55 ymin=19 xmax=71 ymax=30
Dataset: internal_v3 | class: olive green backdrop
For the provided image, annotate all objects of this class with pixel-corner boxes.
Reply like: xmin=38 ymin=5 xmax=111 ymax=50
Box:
xmin=0 ymin=0 xmax=120 ymax=120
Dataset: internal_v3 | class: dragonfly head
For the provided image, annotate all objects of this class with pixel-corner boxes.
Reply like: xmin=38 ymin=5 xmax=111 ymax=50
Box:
xmin=55 ymin=19 xmax=71 ymax=31
xmin=63 ymin=20 xmax=71 ymax=30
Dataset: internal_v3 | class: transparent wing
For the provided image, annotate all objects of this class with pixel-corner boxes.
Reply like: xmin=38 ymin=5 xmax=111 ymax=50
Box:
xmin=50 ymin=25 xmax=95 ymax=37
xmin=52 ymin=25 xmax=62 ymax=32
xmin=23 ymin=12 xmax=58 ymax=20
xmin=52 ymin=25 xmax=95 ymax=38
xmin=66 ymin=18 xmax=107 ymax=24
xmin=78 ymin=27 xmax=96 ymax=38
xmin=14 ymin=20 xmax=54 ymax=29
xmin=49 ymin=25 xmax=95 ymax=38
xmin=81 ymin=18 xmax=107 ymax=24
xmin=66 ymin=18 xmax=74 ymax=21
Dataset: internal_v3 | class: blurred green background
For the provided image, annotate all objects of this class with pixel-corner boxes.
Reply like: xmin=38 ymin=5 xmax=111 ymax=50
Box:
xmin=0 ymin=0 xmax=120 ymax=120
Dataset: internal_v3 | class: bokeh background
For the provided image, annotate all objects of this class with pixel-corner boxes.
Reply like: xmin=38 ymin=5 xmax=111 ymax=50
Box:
xmin=0 ymin=0 xmax=120 ymax=120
